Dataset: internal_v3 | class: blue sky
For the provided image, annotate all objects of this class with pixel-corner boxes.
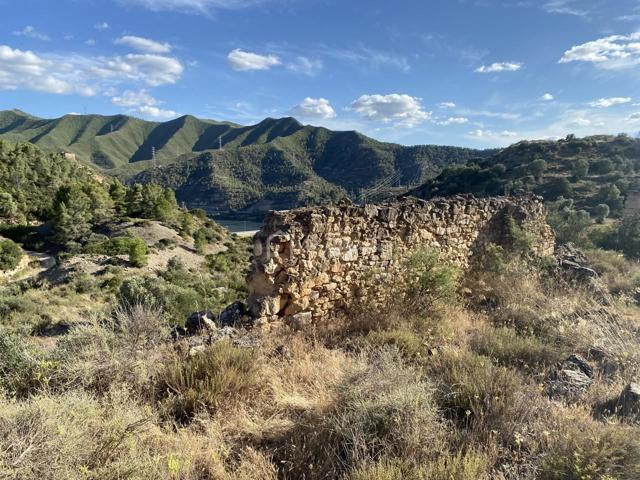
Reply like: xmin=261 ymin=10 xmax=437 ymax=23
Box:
xmin=1 ymin=0 xmax=639 ymax=147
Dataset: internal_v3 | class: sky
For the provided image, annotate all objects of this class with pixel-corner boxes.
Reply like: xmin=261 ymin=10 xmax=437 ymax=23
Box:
xmin=1 ymin=0 xmax=640 ymax=148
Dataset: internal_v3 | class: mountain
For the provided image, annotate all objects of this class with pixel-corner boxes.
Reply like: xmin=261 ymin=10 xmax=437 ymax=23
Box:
xmin=408 ymin=134 xmax=640 ymax=216
xmin=0 ymin=110 xmax=491 ymax=214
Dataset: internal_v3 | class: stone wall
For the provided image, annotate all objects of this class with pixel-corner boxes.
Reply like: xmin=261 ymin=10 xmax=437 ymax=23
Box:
xmin=247 ymin=194 xmax=555 ymax=325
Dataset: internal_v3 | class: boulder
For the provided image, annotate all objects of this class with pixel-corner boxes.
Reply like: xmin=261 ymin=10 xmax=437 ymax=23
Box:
xmin=547 ymin=354 xmax=594 ymax=399
xmin=618 ymin=383 xmax=640 ymax=420
xmin=185 ymin=310 xmax=217 ymax=335
xmin=219 ymin=301 xmax=246 ymax=327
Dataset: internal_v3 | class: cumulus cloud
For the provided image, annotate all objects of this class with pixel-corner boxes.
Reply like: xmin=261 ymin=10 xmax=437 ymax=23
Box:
xmin=0 ymin=44 xmax=184 ymax=96
xmin=350 ymin=94 xmax=431 ymax=127
xmin=438 ymin=102 xmax=456 ymax=109
xmin=115 ymin=35 xmax=172 ymax=54
xmin=588 ymin=97 xmax=632 ymax=108
xmin=629 ymin=113 xmax=640 ymax=121
xmin=289 ymin=97 xmax=336 ymax=120
xmin=136 ymin=105 xmax=179 ymax=119
xmin=12 ymin=26 xmax=50 ymax=41
xmin=286 ymin=56 xmax=323 ymax=76
xmin=540 ymin=93 xmax=555 ymax=101
xmin=94 ymin=22 xmax=110 ymax=30
xmin=437 ymin=117 xmax=469 ymax=126
xmin=111 ymin=88 xmax=158 ymax=107
xmin=475 ymin=62 xmax=522 ymax=73
xmin=227 ymin=48 xmax=281 ymax=71
xmin=559 ymin=33 xmax=640 ymax=69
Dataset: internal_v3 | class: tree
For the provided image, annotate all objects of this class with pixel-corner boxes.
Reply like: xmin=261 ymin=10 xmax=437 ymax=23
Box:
xmin=550 ymin=178 xmax=573 ymax=199
xmin=617 ymin=215 xmax=640 ymax=259
xmin=529 ymin=159 xmax=547 ymax=181
xmin=0 ymin=239 xmax=23 ymax=271
xmin=193 ymin=229 xmax=208 ymax=255
xmin=572 ymin=159 xmax=589 ymax=180
xmin=128 ymin=237 xmax=148 ymax=267
xmin=600 ymin=184 xmax=624 ymax=215
xmin=51 ymin=185 xmax=93 ymax=244
xmin=109 ymin=179 xmax=127 ymax=214
xmin=594 ymin=204 xmax=610 ymax=224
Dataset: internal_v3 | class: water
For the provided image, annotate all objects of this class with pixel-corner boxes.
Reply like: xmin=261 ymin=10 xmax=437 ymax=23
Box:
xmin=215 ymin=219 xmax=263 ymax=233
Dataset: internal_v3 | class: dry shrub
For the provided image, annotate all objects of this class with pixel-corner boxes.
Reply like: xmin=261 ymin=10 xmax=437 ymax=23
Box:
xmin=272 ymin=348 xmax=447 ymax=479
xmin=426 ymin=349 xmax=538 ymax=447
xmin=51 ymin=318 xmax=171 ymax=397
xmin=346 ymin=451 xmax=489 ymax=480
xmin=112 ymin=299 xmax=166 ymax=347
xmin=585 ymin=248 xmax=640 ymax=295
xmin=539 ymin=417 xmax=640 ymax=480
xmin=470 ymin=325 xmax=566 ymax=372
xmin=158 ymin=341 xmax=262 ymax=422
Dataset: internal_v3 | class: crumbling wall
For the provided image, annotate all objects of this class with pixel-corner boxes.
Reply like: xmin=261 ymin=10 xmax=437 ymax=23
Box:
xmin=247 ymin=195 xmax=555 ymax=325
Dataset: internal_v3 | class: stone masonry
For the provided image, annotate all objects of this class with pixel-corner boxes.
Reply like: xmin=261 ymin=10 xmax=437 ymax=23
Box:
xmin=247 ymin=194 xmax=555 ymax=325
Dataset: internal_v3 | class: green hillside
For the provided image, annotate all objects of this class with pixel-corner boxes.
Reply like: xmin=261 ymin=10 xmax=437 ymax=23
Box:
xmin=408 ymin=134 xmax=640 ymax=217
xmin=0 ymin=110 xmax=489 ymax=214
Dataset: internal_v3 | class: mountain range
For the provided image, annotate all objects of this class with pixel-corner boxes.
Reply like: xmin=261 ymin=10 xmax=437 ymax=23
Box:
xmin=0 ymin=109 xmax=490 ymax=214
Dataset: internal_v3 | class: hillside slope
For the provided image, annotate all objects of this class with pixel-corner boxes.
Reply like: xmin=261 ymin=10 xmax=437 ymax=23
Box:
xmin=408 ymin=134 xmax=640 ymax=216
xmin=0 ymin=110 xmax=489 ymax=213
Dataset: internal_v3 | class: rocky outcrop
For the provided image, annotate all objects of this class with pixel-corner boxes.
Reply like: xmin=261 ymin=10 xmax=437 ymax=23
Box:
xmin=247 ymin=194 xmax=555 ymax=325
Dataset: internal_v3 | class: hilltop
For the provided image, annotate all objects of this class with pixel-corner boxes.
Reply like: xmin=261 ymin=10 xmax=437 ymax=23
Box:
xmin=409 ymin=134 xmax=640 ymax=214
xmin=0 ymin=110 xmax=490 ymax=213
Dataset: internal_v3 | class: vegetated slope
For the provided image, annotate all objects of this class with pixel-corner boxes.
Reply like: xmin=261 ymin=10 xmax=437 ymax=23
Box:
xmin=408 ymin=134 xmax=640 ymax=215
xmin=0 ymin=110 xmax=490 ymax=213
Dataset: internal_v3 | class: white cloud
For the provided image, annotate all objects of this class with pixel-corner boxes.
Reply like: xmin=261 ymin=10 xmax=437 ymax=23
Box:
xmin=135 ymin=105 xmax=179 ymax=119
xmin=115 ymin=35 xmax=172 ymax=54
xmin=118 ymin=0 xmax=264 ymax=13
xmin=227 ymin=48 xmax=281 ymax=71
xmin=85 ymin=39 xmax=96 ymax=46
xmin=629 ymin=113 xmax=640 ymax=121
xmin=469 ymin=129 xmax=517 ymax=137
xmin=89 ymin=53 xmax=183 ymax=86
xmin=559 ymin=33 xmax=640 ymax=69
xmin=543 ymin=0 xmax=588 ymax=16
xmin=438 ymin=102 xmax=456 ymax=109
xmin=94 ymin=22 xmax=110 ymax=30
xmin=289 ymin=97 xmax=336 ymax=120
xmin=12 ymin=26 xmax=50 ymax=41
xmin=571 ymin=117 xmax=591 ymax=126
xmin=437 ymin=117 xmax=469 ymax=126
xmin=540 ymin=93 xmax=555 ymax=101
xmin=0 ymin=44 xmax=184 ymax=96
xmin=475 ymin=62 xmax=523 ymax=73
xmin=286 ymin=56 xmax=323 ymax=76
xmin=350 ymin=94 xmax=431 ymax=127
xmin=588 ymin=97 xmax=632 ymax=108
xmin=111 ymin=89 xmax=158 ymax=107
xmin=325 ymin=45 xmax=411 ymax=72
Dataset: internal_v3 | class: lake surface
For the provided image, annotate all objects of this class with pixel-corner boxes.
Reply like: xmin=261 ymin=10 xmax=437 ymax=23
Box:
xmin=215 ymin=219 xmax=263 ymax=233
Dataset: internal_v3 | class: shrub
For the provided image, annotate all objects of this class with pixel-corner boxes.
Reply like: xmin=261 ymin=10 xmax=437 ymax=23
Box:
xmin=0 ymin=328 xmax=43 ymax=397
xmin=503 ymin=213 xmax=533 ymax=254
xmin=0 ymin=238 xmax=23 ymax=272
xmin=540 ymin=421 xmax=640 ymax=480
xmin=193 ymin=228 xmax=208 ymax=255
xmin=128 ymin=237 xmax=148 ymax=267
xmin=426 ymin=349 xmax=534 ymax=446
xmin=118 ymin=276 xmax=200 ymax=322
xmin=366 ymin=329 xmax=426 ymax=360
xmin=594 ymin=203 xmax=610 ymax=224
xmin=403 ymin=248 xmax=459 ymax=313
xmin=617 ymin=214 xmax=640 ymax=259
xmin=158 ymin=341 xmax=261 ymax=421
xmin=470 ymin=325 xmax=565 ymax=371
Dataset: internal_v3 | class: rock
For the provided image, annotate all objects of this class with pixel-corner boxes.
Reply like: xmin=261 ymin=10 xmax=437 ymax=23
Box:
xmin=189 ymin=345 xmax=207 ymax=356
xmin=618 ymin=383 xmax=640 ymax=419
xmin=546 ymin=354 xmax=594 ymax=399
xmin=563 ymin=354 xmax=594 ymax=378
xmin=185 ymin=311 xmax=217 ymax=335
xmin=290 ymin=311 xmax=312 ymax=330
xmin=219 ymin=301 xmax=246 ymax=327
xmin=273 ymin=344 xmax=291 ymax=359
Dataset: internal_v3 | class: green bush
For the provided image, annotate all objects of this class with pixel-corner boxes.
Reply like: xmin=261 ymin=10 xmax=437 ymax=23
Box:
xmin=118 ymin=276 xmax=199 ymax=322
xmin=617 ymin=214 xmax=640 ymax=259
xmin=158 ymin=341 xmax=261 ymax=421
xmin=0 ymin=239 xmax=23 ymax=272
xmin=594 ymin=203 xmax=610 ymax=224
xmin=403 ymin=248 xmax=459 ymax=312
xmin=128 ymin=237 xmax=148 ymax=267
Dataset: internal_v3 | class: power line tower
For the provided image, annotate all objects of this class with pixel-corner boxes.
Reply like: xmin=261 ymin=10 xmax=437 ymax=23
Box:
xmin=218 ymin=135 xmax=224 ymax=151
